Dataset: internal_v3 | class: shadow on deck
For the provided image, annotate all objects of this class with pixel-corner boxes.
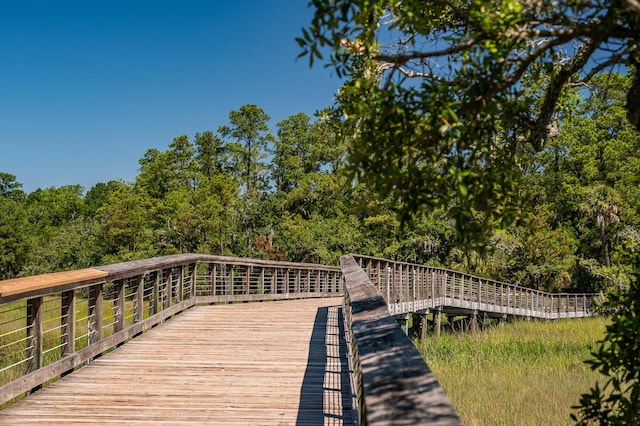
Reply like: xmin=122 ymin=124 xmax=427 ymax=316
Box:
xmin=296 ymin=305 xmax=355 ymax=425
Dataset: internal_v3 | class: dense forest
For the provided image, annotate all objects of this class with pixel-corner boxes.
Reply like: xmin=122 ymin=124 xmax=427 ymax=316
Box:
xmin=0 ymin=73 xmax=638 ymax=294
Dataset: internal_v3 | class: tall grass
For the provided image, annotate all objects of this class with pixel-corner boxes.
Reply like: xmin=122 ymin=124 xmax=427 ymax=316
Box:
xmin=415 ymin=317 xmax=608 ymax=426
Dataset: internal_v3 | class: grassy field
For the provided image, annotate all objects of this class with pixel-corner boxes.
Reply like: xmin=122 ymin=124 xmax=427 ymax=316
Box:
xmin=415 ymin=316 xmax=608 ymax=426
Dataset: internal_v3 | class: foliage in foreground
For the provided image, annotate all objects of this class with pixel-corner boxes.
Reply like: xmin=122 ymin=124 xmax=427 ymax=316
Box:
xmin=573 ymin=259 xmax=640 ymax=425
xmin=416 ymin=317 xmax=607 ymax=425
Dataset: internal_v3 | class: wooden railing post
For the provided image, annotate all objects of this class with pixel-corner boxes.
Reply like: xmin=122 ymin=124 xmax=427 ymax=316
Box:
xmin=26 ymin=297 xmax=43 ymax=373
xmin=164 ymin=268 xmax=173 ymax=309
xmin=88 ymin=283 xmax=103 ymax=345
xmin=135 ymin=274 xmax=145 ymax=323
xmin=61 ymin=290 xmax=76 ymax=355
xmin=445 ymin=272 xmax=449 ymax=299
xmin=431 ymin=270 xmax=435 ymax=301
xmin=386 ymin=262 xmax=391 ymax=305
xmin=115 ymin=279 xmax=125 ymax=333
xmin=152 ymin=271 xmax=160 ymax=315
xmin=177 ymin=265 xmax=184 ymax=302
xmin=209 ymin=264 xmax=216 ymax=296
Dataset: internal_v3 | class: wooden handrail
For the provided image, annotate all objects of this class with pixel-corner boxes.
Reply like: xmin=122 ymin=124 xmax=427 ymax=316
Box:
xmin=0 ymin=269 xmax=108 ymax=300
xmin=340 ymin=254 xmax=461 ymax=425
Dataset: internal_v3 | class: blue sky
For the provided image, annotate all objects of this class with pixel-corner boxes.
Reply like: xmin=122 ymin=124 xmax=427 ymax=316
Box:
xmin=0 ymin=1 xmax=341 ymax=193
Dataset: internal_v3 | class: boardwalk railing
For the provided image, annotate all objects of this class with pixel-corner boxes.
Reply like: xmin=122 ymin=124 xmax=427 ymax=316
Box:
xmin=0 ymin=254 xmax=342 ymax=406
xmin=352 ymin=255 xmax=600 ymax=319
xmin=1 ymin=252 xmax=601 ymax=420
xmin=340 ymin=255 xmax=460 ymax=425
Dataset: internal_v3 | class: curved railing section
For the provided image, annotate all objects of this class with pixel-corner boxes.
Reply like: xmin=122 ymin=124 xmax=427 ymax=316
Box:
xmin=340 ymin=254 xmax=460 ymax=425
xmin=0 ymin=254 xmax=343 ymax=406
xmin=352 ymin=255 xmax=600 ymax=319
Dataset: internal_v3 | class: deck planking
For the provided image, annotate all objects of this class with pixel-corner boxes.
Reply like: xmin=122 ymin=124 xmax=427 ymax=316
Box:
xmin=0 ymin=298 xmax=354 ymax=425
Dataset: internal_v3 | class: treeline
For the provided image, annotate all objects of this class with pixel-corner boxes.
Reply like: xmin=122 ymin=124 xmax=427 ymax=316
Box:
xmin=1 ymin=74 xmax=639 ymax=294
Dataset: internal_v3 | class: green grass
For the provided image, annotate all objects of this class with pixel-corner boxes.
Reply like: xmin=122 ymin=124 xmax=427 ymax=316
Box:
xmin=1 ymin=293 xmax=150 ymax=388
xmin=415 ymin=317 xmax=608 ymax=426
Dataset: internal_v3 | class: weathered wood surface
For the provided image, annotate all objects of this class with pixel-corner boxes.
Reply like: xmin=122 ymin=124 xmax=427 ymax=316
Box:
xmin=95 ymin=253 xmax=341 ymax=281
xmin=0 ymin=298 xmax=354 ymax=425
xmin=0 ymin=268 xmax=107 ymax=301
xmin=341 ymin=255 xmax=460 ymax=425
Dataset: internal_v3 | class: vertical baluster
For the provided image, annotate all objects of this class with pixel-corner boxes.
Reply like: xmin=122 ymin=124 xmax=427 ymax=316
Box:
xmin=115 ymin=279 xmax=125 ymax=332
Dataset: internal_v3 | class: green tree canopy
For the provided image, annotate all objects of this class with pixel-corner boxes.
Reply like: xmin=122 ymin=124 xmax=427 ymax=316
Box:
xmin=298 ymin=0 xmax=640 ymax=243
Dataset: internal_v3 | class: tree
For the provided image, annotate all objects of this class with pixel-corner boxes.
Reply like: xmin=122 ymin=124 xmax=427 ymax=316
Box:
xmin=25 ymin=185 xmax=86 ymax=228
xmin=217 ymin=105 xmax=274 ymax=255
xmin=0 ymin=195 xmax=28 ymax=279
xmin=298 ymin=0 xmax=640 ymax=242
xmin=0 ymin=172 xmax=25 ymax=201
xmin=194 ymin=131 xmax=227 ymax=178
xmin=85 ymin=180 xmax=125 ymax=217
xmin=97 ymin=182 xmax=156 ymax=262
xmin=272 ymin=113 xmax=317 ymax=193
xmin=218 ymin=104 xmax=273 ymax=195
xmin=534 ymin=73 xmax=640 ymax=291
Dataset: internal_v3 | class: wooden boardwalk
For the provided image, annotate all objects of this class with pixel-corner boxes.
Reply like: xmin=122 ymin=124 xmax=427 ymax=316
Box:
xmin=0 ymin=298 xmax=354 ymax=425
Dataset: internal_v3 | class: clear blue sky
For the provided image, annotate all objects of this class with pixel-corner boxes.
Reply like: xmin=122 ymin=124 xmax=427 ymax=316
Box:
xmin=0 ymin=1 xmax=341 ymax=193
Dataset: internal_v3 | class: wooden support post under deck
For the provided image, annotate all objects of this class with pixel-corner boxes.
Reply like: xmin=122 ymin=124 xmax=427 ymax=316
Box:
xmin=411 ymin=312 xmax=428 ymax=340
xmin=469 ymin=311 xmax=478 ymax=334
xmin=498 ymin=314 xmax=507 ymax=327
xmin=396 ymin=313 xmax=409 ymax=335
xmin=433 ymin=307 xmax=442 ymax=337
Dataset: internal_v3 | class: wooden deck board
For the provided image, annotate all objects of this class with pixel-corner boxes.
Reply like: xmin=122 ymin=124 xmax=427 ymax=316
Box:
xmin=0 ymin=298 xmax=354 ymax=425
